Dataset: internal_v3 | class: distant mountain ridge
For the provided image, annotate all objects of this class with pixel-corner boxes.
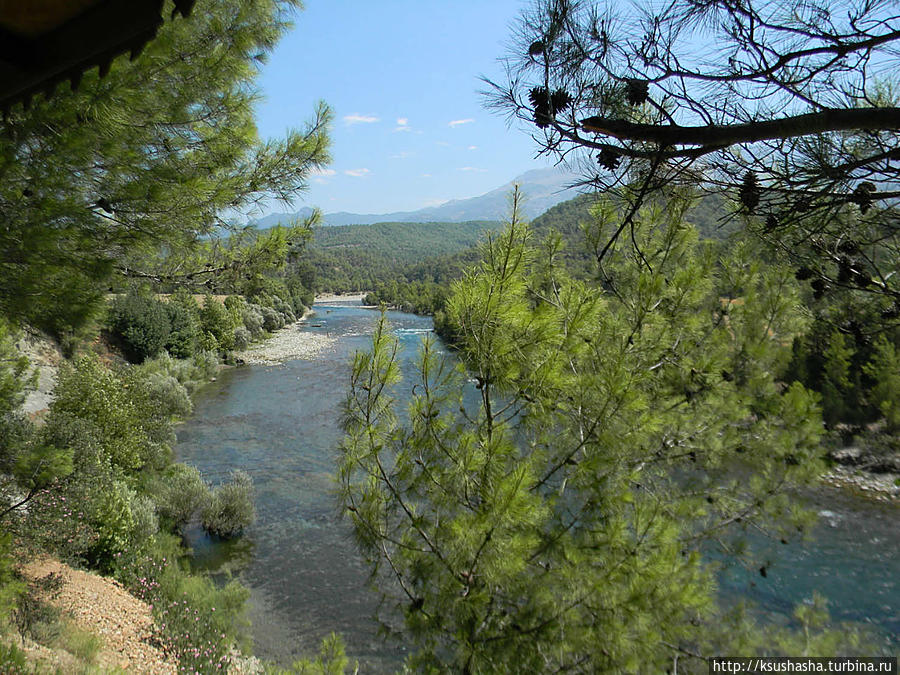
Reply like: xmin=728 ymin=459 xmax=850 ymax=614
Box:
xmin=253 ymin=167 xmax=581 ymax=228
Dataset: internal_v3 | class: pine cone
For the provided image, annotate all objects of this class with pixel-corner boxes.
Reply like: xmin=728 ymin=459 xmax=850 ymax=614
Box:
xmin=739 ymin=171 xmax=760 ymax=213
xmin=597 ymin=147 xmax=620 ymax=171
xmin=625 ymin=79 xmax=649 ymax=105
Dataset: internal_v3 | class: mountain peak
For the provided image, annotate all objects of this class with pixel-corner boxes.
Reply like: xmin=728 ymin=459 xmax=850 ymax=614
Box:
xmin=254 ymin=167 xmax=581 ymax=229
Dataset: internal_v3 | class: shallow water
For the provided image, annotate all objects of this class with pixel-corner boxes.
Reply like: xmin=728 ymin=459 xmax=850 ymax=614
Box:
xmin=176 ymin=301 xmax=899 ymax=667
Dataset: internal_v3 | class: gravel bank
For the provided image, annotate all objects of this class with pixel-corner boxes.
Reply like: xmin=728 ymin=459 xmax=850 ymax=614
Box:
xmin=234 ymin=319 xmax=336 ymax=365
xmin=314 ymin=291 xmax=372 ymax=305
xmin=21 ymin=557 xmax=177 ymax=674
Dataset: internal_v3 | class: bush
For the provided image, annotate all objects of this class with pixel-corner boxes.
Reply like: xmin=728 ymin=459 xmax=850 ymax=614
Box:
xmin=241 ymin=306 xmax=265 ymax=338
xmin=199 ymin=295 xmax=236 ymax=352
xmin=270 ymin=295 xmax=296 ymax=322
xmin=116 ymin=533 xmax=250 ymax=673
xmin=0 ymin=640 xmax=32 ymax=674
xmin=198 ymin=330 xmax=218 ymax=353
xmin=260 ymin=306 xmax=284 ymax=332
xmin=50 ymin=355 xmax=174 ymax=472
xmin=201 ymin=470 xmax=255 ymax=538
xmin=233 ymin=326 xmax=252 ymax=351
xmin=154 ymin=464 xmax=212 ymax=528
xmin=164 ymin=297 xmax=199 ymax=358
xmin=89 ymin=480 xmax=137 ymax=568
xmin=143 ymin=372 xmax=193 ymax=419
xmin=108 ymin=290 xmax=171 ymax=363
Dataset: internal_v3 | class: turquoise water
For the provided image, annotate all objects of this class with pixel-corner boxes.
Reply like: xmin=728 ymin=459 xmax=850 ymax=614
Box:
xmin=175 ymin=301 xmax=898 ymax=667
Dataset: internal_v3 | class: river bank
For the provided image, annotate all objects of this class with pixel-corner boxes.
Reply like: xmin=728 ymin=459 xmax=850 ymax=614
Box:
xmin=232 ymin=294 xmax=377 ymax=364
xmin=234 ymin=316 xmax=336 ymax=365
xmin=314 ymin=291 xmax=375 ymax=306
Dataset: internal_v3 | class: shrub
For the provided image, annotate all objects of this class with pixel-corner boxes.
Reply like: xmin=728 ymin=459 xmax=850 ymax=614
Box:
xmin=108 ymin=290 xmax=171 ymax=363
xmin=89 ymin=480 xmax=137 ymax=569
xmin=143 ymin=372 xmax=193 ymax=419
xmin=130 ymin=493 xmax=160 ymax=541
xmin=0 ymin=640 xmax=32 ymax=674
xmin=241 ymin=305 xmax=265 ymax=338
xmin=116 ymin=533 xmax=250 ymax=673
xmin=201 ymin=470 xmax=255 ymax=538
xmin=50 ymin=355 xmax=175 ymax=473
xmin=198 ymin=330 xmax=218 ymax=353
xmin=154 ymin=464 xmax=212 ymax=529
xmin=164 ymin=298 xmax=199 ymax=358
xmin=233 ymin=326 xmax=252 ymax=351
xmin=142 ymin=350 xmax=219 ymax=393
xmin=269 ymin=633 xmax=355 ymax=674
xmin=270 ymin=295 xmax=296 ymax=322
xmin=260 ymin=306 xmax=284 ymax=332
xmin=0 ymin=533 xmax=24 ymax=629
xmin=0 ymin=317 xmax=31 ymax=415
xmin=199 ymin=295 xmax=236 ymax=352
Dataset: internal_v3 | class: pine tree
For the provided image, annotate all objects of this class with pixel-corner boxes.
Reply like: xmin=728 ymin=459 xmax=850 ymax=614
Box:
xmin=863 ymin=336 xmax=900 ymax=432
xmin=338 ymin=192 xmax=824 ymax=671
xmin=0 ymin=0 xmax=330 ymax=336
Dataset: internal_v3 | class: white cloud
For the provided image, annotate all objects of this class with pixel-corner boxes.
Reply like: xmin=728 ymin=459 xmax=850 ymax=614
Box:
xmin=311 ymin=167 xmax=337 ymax=176
xmin=467 ymin=145 xmax=478 ymax=151
xmin=397 ymin=117 xmax=408 ymax=126
xmin=458 ymin=166 xmax=487 ymax=172
xmin=344 ymin=168 xmax=371 ymax=177
xmin=448 ymin=118 xmax=475 ymax=127
xmin=435 ymin=141 xmax=451 ymax=147
xmin=421 ymin=173 xmax=432 ymax=178
xmin=390 ymin=151 xmax=412 ymax=159
xmin=343 ymin=113 xmax=379 ymax=125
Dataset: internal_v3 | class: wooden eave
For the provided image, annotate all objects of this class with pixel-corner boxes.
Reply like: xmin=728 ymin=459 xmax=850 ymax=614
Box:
xmin=0 ymin=0 xmax=196 ymax=114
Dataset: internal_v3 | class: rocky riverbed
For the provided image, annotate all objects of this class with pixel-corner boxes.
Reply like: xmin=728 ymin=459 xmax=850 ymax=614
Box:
xmin=233 ymin=319 xmax=337 ymax=365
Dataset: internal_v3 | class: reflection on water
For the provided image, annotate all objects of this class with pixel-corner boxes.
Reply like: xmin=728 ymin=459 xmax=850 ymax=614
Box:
xmin=176 ymin=302 xmax=898 ymax=667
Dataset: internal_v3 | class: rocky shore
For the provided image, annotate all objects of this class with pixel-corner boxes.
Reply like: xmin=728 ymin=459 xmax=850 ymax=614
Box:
xmin=822 ymin=445 xmax=900 ymax=502
xmin=234 ymin=316 xmax=336 ymax=365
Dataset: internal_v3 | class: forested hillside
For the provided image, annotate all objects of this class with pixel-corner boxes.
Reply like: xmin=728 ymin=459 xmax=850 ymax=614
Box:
xmin=297 ymin=220 xmax=501 ymax=300
xmin=361 ymin=191 xmax=734 ymax=312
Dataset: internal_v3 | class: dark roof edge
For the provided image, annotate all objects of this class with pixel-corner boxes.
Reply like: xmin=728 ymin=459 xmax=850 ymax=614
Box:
xmin=1 ymin=0 xmax=196 ymax=116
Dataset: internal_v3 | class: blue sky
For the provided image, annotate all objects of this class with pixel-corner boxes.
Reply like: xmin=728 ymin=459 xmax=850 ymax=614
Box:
xmin=253 ymin=0 xmax=553 ymax=216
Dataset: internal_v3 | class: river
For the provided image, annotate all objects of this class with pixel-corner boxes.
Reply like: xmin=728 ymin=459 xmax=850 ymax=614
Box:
xmin=175 ymin=300 xmax=898 ymax=668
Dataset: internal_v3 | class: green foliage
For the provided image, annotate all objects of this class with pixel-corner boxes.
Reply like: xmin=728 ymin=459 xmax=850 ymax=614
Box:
xmin=267 ymin=633 xmax=355 ymax=675
xmin=234 ymin=327 xmax=252 ymax=351
xmin=201 ymin=471 xmax=256 ymax=538
xmin=164 ymin=293 xmax=201 ymax=359
xmin=0 ymin=533 xmax=25 ymax=629
xmin=142 ymin=373 xmax=193 ymax=419
xmin=107 ymin=290 xmax=171 ymax=363
xmin=0 ymin=640 xmax=32 ymax=674
xmin=0 ymin=328 xmax=72 ymax=519
xmin=339 ymin=198 xmax=824 ymax=671
xmin=91 ymin=481 xmax=138 ymax=566
xmin=199 ymin=296 xmax=237 ymax=353
xmin=784 ymin=292 xmax=900 ymax=432
xmin=116 ymin=534 xmax=250 ymax=673
xmin=0 ymin=318 xmax=31 ymax=416
xmin=241 ymin=306 xmax=266 ymax=339
xmin=301 ymin=220 xmax=500 ymax=295
xmin=260 ymin=306 xmax=285 ymax=332
xmin=135 ymin=350 xmax=218 ymax=394
xmin=153 ymin=463 xmax=212 ymax=529
xmin=0 ymin=0 xmax=330 ymax=335
xmin=50 ymin=356 xmax=166 ymax=472
xmin=863 ymin=336 xmax=900 ymax=432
